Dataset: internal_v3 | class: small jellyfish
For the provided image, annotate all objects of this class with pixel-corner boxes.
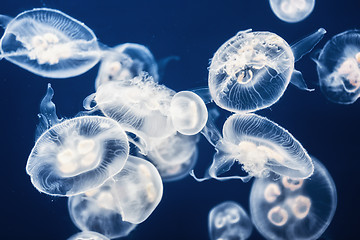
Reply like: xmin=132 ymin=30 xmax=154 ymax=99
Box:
xmin=269 ymin=0 xmax=315 ymax=23
xmin=95 ymin=43 xmax=159 ymax=88
xmin=315 ymin=30 xmax=360 ymax=104
xmin=208 ymin=201 xmax=253 ymax=240
xmin=68 ymin=231 xmax=110 ymax=240
xmin=249 ymin=157 xmax=337 ymax=240
xmin=170 ymin=91 xmax=208 ymax=135
xmin=191 ymin=113 xmax=313 ymax=182
xmin=0 ymin=8 xmax=101 ymax=78
xmin=208 ymin=28 xmax=326 ymax=113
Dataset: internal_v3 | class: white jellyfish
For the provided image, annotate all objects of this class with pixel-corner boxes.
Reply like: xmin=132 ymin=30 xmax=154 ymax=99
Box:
xmin=269 ymin=0 xmax=315 ymax=23
xmin=0 ymin=8 xmax=101 ymax=78
xmin=249 ymin=157 xmax=337 ymax=240
xmin=67 ymin=231 xmax=110 ymax=240
xmin=208 ymin=28 xmax=326 ymax=113
xmin=191 ymin=113 xmax=313 ymax=182
xmin=315 ymin=30 xmax=360 ymax=104
xmin=208 ymin=201 xmax=253 ymax=240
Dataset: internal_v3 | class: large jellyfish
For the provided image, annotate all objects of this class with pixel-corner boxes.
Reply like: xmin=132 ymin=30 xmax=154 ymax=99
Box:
xmin=191 ymin=113 xmax=313 ymax=182
xmin=68 ymin=231 xmax=110 ymax=240
xmin=208 ymin=28 xmax=326 ymax=113
xmin=249 ymin=157 xmax=337 ymax=240
xmin=315 ymin=30 xmax=360 ymax=104
xmin=95 ymin=43 xmax=159 ymax=89
xmin=0 ymin=8 xmax=101 ymax=78
xmin=269 ymin=0 xmax=315 ymax=23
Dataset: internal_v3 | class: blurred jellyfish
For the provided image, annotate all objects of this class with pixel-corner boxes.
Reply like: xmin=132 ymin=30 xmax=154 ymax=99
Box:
xmin=208 ymin=201 xmax=253 ymax=240
xmin=0 ymin=8 xmax=101 ymax=78
xmin=208 ymin=28 xmax=326 ymax=113
xmin=269 ymin=0 xmax=315 ymax=23
xmin=191 ymin=113 xmax=313 ymax=182
xmin=146 ymin=132 xmax=200 ymax=182
xmin=249 ymin=157 xmax=337 ymax=240
xmin=68 ymin=231 xmax=110 ymax=240
xmin=170 ymin=91 xmax=208 ymax=135
xmin=315 ymin=30 xmax=360 ymax=104
xmin=95 ymin=43 xmax=159 ymax=88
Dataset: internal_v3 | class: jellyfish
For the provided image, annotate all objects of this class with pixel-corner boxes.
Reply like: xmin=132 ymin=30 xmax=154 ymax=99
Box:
xmin=208 ymin=28 xmax=326 ymax=113
xmin=191 ymin=113 xmax=313 ymax=182
xmin=269 ymin=0 xmax=315 ymax=23
xmin=249 ymin=157 xmax=337 ymax=240
xmin=208 ymin=201 xmax=253 ymax=240
xmin=170 ymin=91 xmax=208 ymax=135
xmin=314 ymin=30 xmax=360 ymax=104
xmin=0 ymin=8 xmax=101 ymax=78
xmin=95 ymin=43 xmax=159 ymax=89
xmin=68 ymin=231 xmax=110 ymax=240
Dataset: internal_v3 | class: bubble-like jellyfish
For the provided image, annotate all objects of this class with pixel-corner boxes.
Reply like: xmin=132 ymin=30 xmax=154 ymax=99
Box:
xmin=0 ymin=8 xmax=101 ymax=78
xmin=68 ymin=231 xmax=110 ymax=240
xmin=249 ymin=157 xmax=337 ymax=240
xmin=208 ymin=201 xmax=253 ymax=240
xmin=315 ymin=30 xmax=360 ymax=104
xmin=170 ymin=91 xmax=208 ymax=135
xmin=146 ymin=132 xmax=200 ymax=182
xmin=95 ymin=43 xmax=159 ymax=89
xmin=191 ymin=113 xmax=313 ymax=182
xmin=208 ymin=28 xmax=326 ymax=113
xmin=269 ymin=0 xmax=315 ymax=23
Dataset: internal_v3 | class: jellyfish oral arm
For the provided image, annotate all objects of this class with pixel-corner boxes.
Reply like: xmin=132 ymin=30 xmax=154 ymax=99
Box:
xmin=0 ymin=14 xmax=12 ymax=28
xmin=291 ymin=28 xmax=326 ymax=62
xmin=290 ymin=69 xmax=314 ymax=91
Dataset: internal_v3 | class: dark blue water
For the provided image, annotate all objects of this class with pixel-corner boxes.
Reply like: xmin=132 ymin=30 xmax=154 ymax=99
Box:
xmin=1 ymin=0 xmax=358 ymax=239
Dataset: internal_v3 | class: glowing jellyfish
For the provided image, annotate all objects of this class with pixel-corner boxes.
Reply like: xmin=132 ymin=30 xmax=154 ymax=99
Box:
xmin=269 ymin=0 xmax=315 ymax=23
xmin=208 ymin=28 xmax=326 ymax=113
xmin=249 ymin=157 xmax=337 ymax=240
xmin=68 ymin=231 xmax=110 ymax=240
xmin=0 ymin=8 xmax=101 ymax=78
xmin=315 ymin=30 xmax=360 ymax=104
xmin=208 ymin=201 xmax=253 ymax=240
xmin=191 ymin=113 xmax=313 ymax=182
xmin=95 ymin=43 xmax=159 ymax=89
xmin=170 ymin=91 xmax=208 ymax=135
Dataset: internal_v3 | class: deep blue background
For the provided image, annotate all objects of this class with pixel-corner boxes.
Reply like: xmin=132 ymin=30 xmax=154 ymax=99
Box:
xmin=1 ymin=0 xmax=359 ymax=239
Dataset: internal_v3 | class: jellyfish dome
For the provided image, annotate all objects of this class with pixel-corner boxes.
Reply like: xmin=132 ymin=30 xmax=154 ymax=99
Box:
xmin=26 ymin=116 xmax=129 ymax=196
xmin=269 ymin=0 xmax=315 ymax=23
xmin=0 ymin=8 xmax=101 ymax=78
xmin=68 ymin=231 xmax=110 ymax=240
xmin=249 ymin=157 xmax=337 ymax=240
xmin=208 ymin=201 xmax=253 ymax=240
xmin=316 ymin=30 xmax=360 ymax=104
xmin=95 ymin=43 xmax=159 ymax=89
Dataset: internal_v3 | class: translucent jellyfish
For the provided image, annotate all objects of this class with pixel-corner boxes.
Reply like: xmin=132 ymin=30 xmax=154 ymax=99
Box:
xmin=146 ymin=132 xmax=200 ymax=182
xmin=95 ymin=43 xmax=159 ymax=89
xmin=269 ymin=0 xmax=315 ymax=23
xmin=208 ymin=28 xmax=326 ymax=113
xmin=69 ymin=155 xmax=162 ymax=229
xmin=68 ymin=231 xmax=110 ymax=240
xmin=170 ymin=91 xmax=208 ymax=135
xmin=315 ymin=30 xmax=360 ymax=104
xmin=208 ymin=201 xmax=253 ymax=240
xmin=0 ymin=8 xmax=101 ymax=78
xmin=191 ymin=113 xmax=313 ymax=182
xmin=249 ymin=157 xmax=337 ymax=240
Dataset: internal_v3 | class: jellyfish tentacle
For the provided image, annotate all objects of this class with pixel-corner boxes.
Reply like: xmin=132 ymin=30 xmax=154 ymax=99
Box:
xmin=291 ymin=28 xmax=326 ymax=62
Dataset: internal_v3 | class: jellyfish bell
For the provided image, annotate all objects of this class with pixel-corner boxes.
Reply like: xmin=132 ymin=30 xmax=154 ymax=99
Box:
xmin=67 ymin=231 xmax=110 ymax=240
xmin=208 ymin=201 xmax=253 ymax=240
xmin=0 ymin=8 xmax=101 ymax=78
xmin=208 ymin=28 xmax=326 ymax=113
xmin=315 ymin=30 xmax=360 ymax=104
xmin=249 ymin=157 xmax=337 ymax=240
xmin=269 ymin=0 xmax=315 ymax=23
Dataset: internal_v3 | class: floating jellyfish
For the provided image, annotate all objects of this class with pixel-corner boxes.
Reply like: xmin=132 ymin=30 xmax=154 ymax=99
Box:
xmin=68 ymin=231 xmax=110 ymax=240
xmin=69 ymin=155 xmax=162 ymax=234
xmin=269 ymin=0 xmax=315 ymax=23
xmin=208 ymin=28 xmax=326 ymax=113
xmin=170 ymin=91 xmax=208 ymax=135
xmin=95 ymin=43 xmax=159 ymax=89
xmin=249 ymin=157 xmax=337 ymax=240
xmin=191 ymin=113 xmax=313 ymax=182
xmin=208 ymin=201 xmax=253 ymax=240
xmin=0 ymin=8 xmax=101 ymax=78
xmin=315 ymin=30 xmax=360 ymax=104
